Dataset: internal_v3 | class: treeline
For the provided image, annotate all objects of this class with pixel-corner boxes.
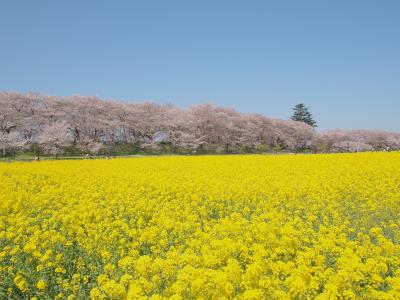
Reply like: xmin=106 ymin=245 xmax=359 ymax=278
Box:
xmin=0 ymin=92 xmax=399 ymax=156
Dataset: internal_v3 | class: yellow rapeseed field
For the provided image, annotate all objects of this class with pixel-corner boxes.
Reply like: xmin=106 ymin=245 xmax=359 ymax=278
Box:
xmin=1 ymin=153 xmax=400 ymax=299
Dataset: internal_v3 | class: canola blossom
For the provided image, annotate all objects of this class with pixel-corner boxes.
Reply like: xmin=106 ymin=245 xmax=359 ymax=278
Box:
xmin=1 ymin=153 xmax=400 ymax=299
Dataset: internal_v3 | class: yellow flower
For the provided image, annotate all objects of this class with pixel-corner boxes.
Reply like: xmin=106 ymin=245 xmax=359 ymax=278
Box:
xmin=55 ymin=267 xmax=66 ymax=274
xmin=120 ymin=273 xmax=133 ymax=286
xmin=14 ymin=274 xmax=28 ymax=292
xmin=36 ymin=279 xmax=47 ymax=290
xmin=102 ymin=280 xmax=126 ymax=299
xmin=97 ymin=274 xmax=109 ymax=286
xmin=1 ymin=153 xmax=400 ymax=298
xmin=90 ymin=288 xmax=105 ymax=300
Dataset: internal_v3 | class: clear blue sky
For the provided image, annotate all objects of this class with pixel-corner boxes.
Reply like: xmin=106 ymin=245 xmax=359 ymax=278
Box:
xmin=1 ymin=1 xmax=399 ymax=131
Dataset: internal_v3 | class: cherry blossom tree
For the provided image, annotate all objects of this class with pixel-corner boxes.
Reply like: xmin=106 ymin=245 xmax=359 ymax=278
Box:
xmin=37 ymin=121 xmax=73 ymax=156
xmin=316 ymin=130 xmax=400 ymax=152
xmin=1 ymin=92 xmax=399 ymax=156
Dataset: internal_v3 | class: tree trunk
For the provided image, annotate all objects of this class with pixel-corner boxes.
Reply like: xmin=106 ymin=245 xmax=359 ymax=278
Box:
xmin=1 ymin=148 xmax=5 ymax=156
xmin=225 ymin=144 xmax=230 ymax=154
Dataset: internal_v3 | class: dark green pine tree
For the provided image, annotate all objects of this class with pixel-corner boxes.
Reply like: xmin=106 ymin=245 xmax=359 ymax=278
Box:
xmin=291 ymin=103 xmax=317 ymax=128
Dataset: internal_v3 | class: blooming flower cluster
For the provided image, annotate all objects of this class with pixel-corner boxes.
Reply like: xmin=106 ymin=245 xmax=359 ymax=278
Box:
xmin=1 ymin=153 xmax=400 ymax=299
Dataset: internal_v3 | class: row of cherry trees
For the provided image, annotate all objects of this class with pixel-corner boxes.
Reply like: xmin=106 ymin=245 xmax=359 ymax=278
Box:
xmin=1 ymin=92 xmax=399 ymax=156
xmin=316 ymin=130 xmax=400 ymax=152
